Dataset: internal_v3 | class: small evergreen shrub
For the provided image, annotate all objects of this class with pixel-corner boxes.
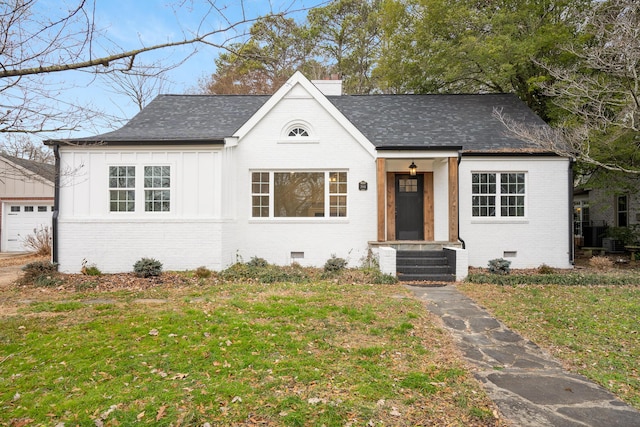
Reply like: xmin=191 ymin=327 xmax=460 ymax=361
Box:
xmin=133 ymin=258 xmax=163 ymax=278
xmin=324 ymin=255 xmax=348 ymax=273
xmin=247 ymin=257 xmax=269 ymax=268
xmin=21 ymin=261 xmax=58 ymax=285
xmin=33 ymin=275 xmax=63 ymax=287
xmin=194 ymin=266 xmax=212 ymax=279
xmin=488 ymin=258 xmax=511 ymax=275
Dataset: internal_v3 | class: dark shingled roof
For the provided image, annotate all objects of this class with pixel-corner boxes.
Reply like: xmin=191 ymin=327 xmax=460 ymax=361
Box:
xmin=0 ymin=153 xmax=55 ymax=182
xmin=57 ymin=92 xmax=546 ymax=152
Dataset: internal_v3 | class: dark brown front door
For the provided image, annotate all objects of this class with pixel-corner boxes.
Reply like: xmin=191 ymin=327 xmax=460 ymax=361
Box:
xmin=395 ymin=174 xmax=424 ymax=240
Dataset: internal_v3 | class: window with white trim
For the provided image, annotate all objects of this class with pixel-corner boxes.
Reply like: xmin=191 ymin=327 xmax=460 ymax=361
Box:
xmin=472 ymin=172 xmax=525 ymax=217
xmin=251 ymin=172 xmax=270 ymax=217
xmin=109 ymin=166 xmax=135 ymax=212
xmin=109 ymin=165 xmax=171 ymax=212
xmin=251 ymin=171 xmax=347 ymax=218
xmin=144 ymin=166 xmax=171 ymax=212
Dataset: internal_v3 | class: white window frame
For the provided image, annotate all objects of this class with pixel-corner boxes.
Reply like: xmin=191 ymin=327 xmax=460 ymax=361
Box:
xmin=471 ymin=172 xmax=527 ymax=220
xmin=250 ymin=170 xmax=348 ymax=220
xmin=108 ymin=164 xmax=173 ymax=214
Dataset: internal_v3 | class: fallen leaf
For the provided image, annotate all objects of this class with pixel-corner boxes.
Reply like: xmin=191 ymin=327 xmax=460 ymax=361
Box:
xmin=149 ymin=329 xmax=159 ymax=336
xmin=137 ymin=411 xmax=145 ymax=420
xmin=231 ymin=396 xmax=242 ymax=403
xmin=156 ymin=405 xmax=167 ymax=421
xmin=171 ymin=373 xmax=189 ymax=380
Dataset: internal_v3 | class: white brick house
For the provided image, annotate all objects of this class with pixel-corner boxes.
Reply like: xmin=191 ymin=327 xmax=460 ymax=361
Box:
xmin=46 ymin=72 xmax=573 ymax=275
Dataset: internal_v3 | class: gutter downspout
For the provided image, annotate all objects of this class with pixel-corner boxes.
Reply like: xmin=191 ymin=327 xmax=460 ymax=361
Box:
xmin=457 ymin=151 xmax=466 ymax=249
xmin=52 ymin=143 xmax=60 ymax=264
xmin=569 ymin=158 xmax=575 ymax=265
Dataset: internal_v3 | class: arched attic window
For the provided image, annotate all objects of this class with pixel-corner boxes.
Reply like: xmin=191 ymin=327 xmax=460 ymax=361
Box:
xmin=280 ymin=121 xmax=317 ymax=144
xmin=287 ymin=126 xmax=310 ymax=137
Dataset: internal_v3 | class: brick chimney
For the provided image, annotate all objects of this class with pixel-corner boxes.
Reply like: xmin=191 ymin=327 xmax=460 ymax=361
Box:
xmin=311 ymin=76 xmax=342 ymax=96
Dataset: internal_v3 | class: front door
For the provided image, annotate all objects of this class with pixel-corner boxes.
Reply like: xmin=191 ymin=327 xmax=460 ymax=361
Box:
xmin=395 ymin=174 xmax=424 ymax=240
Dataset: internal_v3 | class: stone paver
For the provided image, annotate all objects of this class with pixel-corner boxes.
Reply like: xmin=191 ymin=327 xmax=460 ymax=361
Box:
xmin=407 ymin=285 xmax=640 ymax=427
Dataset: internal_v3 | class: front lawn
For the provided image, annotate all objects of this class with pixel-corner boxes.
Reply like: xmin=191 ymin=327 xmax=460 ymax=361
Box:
xmin=0 ymin=278 xmax=503 ymax=426
xmin=458 ymin=280 xmax=640 ymax=409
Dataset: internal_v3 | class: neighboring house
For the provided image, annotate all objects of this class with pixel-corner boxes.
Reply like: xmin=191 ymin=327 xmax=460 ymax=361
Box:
xmin=46 ymin=72 xmax=573 ymax=276
xmin=574 ymin=173 xmax=640 ymax=249
xmin=0 ymin=154 xmax=55 ymax=252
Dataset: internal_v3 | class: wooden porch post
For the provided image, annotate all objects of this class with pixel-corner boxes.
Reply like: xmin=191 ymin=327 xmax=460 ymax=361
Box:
xmin=376 ymin=158 xmax=386 ymax=242
xmin=448 ymin=157 xmax=459 ymax=242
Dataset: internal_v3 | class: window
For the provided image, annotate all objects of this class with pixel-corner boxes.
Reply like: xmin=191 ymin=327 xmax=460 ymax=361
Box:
xmin=10 ymin=206 xmax=20 ymax=212
xmin=144 ymin=166 xmax=170 ymax=212
xmin=472 ymin=172 xmax=525 ymax=217
xmin=617 ymin=195 xmax=628 ymax=227
xmin=329 ymin=172 xmax=347 ymax=217
xmin=251 ymin=171 xmax=347 ymax=218
xmin=38 ymin=206 xmax=48 ymax=212
xmin=288 ymin=127 xmax=309 ymax=137
xmin=252 ymin=172 xmax=270 ymax=217
xmin=109 ymin=165 xmax=171 ymax=213
xmin=24 ymin=206 xmax=34 ymax=212
xmin=109 ymin=166 xmax=135 ymax=212
xmin=573 ymin=200 xmax=590 ymax=237
xmin=398 ymin=178 xmax=418 ymax=193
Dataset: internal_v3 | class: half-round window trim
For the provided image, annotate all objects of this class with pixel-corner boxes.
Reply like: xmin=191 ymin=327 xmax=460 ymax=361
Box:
xmin=279 ymin=121 xmax=318 ymax=144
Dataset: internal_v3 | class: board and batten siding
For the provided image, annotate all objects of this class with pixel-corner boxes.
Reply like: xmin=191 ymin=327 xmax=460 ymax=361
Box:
xmin=226 ymin=84 xmax=378 ymax=268
xmin=56 ymin=146 xmax=226 ymax=273
xmin=459 ymin=156 xmax=572 ymax=269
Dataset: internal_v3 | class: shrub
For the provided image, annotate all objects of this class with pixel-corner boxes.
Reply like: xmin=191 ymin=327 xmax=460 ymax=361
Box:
xmin=324 ymin=255 xmax=348 ymax=273
xmin=81 ymin=260 xmax=102 ymax=276
xmin=488 ymin=258 xmax=511 ymax=275
xmin=83 ymin=265 xmax=102 ymax=276
xmin=537 ymin=264 xmax=555 ymax=275
xmin=247 ymin=257 xmax=269 ymax=268
xmin=21 ymin=225 xmax=52 ymax=256
xmin=21 ymin=260 xmax=58 ymax=286
xmin=589 ymin=255 xmax=613 ymax=271
xmin=33 ymin=275 xmax=63 ymax=287
xmin=194 ymin=266 xmax=212 ymax=279
xmin=133 ymin=258 xmax=163 ymax=278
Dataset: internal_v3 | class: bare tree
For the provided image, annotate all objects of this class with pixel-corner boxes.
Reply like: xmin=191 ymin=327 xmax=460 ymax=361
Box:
xmin=0 ymin=0 xmax=321 ymax=135
xmin=497 ymin=0 xmax=640 ymax=174
xmin=1 ymin=134 xmax=54 ymax=163
xmin=102 ymin=62 xmax=175 ymax=112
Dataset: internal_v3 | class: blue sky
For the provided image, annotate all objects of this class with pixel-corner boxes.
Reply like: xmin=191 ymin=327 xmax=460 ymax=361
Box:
xmin=37 ymin=0 xmax=324 ymax=138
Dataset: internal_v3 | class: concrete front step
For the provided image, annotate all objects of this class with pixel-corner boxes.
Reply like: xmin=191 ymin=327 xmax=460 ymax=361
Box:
xmin=398 ymin=265 xmax=451 ymax=274
xmin=398 ymin=273 xmax=456 ymax=282
xmin=396 ymin=250 xmax=455 ymax=282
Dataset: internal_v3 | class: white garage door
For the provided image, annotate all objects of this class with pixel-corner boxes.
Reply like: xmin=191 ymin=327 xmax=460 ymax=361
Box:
xmin=3 ymin=203 xmax=53 ymax=252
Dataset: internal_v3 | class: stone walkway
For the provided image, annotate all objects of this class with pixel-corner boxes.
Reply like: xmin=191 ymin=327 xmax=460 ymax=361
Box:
xmin=407 ymin=285 xmax=640 ymax=427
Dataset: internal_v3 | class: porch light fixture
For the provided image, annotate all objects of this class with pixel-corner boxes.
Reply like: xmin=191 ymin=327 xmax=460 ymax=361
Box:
xmin=409 ymin=161 xmax=417 ymax=176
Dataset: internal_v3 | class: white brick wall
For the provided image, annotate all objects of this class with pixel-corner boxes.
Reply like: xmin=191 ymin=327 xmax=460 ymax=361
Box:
xmin=57 ymin=219 xmax=225 ymax=273
xmin=459 ymin=156 xmax=572 ymax=269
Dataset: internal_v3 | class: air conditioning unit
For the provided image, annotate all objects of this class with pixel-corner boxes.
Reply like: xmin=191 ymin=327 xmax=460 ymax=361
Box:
xmin=602 ymin=237 xmax=625 ymax=253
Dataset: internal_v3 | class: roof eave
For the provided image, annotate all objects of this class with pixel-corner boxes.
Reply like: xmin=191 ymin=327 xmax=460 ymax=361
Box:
xmin=45 ymin=138 xmax=226 ymax=146
xmin=376 ymin=145 xmax=464 ymax=151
